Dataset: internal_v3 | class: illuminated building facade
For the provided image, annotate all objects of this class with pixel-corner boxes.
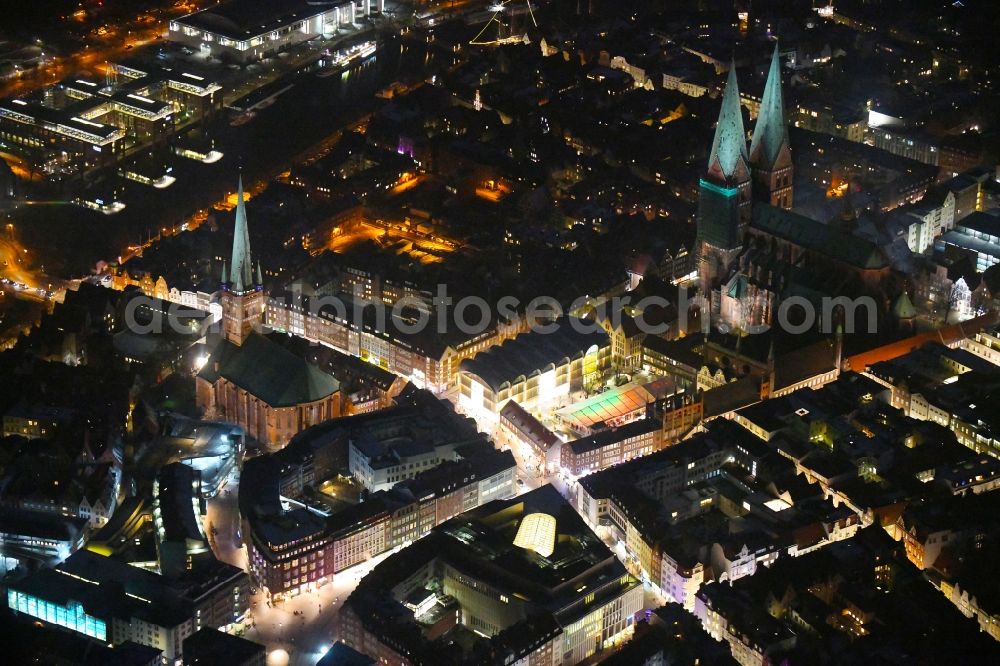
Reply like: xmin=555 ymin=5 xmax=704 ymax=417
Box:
xmin=6 ymin=549 xmax=250 ymax=662
xmin=0 ymin=63 xmax=221 ymax=178
xmin=349 ymin=435 xmax=462 ymax=493
xmin=696 ymin=64 xmax=753 ymax=292
xmin=169 ymin=0 xmax=385 ymax=64
xmin=265 ymin=291 xmax=526 ymax=394
xmin=661 ymin=391 xmax=705 ymax=443
xmin=560 ymin=418 xmax=665 ymax=477
xmin=554 ymin=380 xmax=664 ymax=436
xmin=153 ymin=463 xmax=210 ymax=578
xmin=0 ymin=97 xmax=124 ymax=170
xmin=497 ymin=400 xmax=562 ymax=474
xmin=247 ymin=451 xmax=516 ymax=598
xmin=7 ymin=590 xmax=107 ymax=641
xmin=748 ymin=46 xmax=794 ymax=209
xmin=574 ymin=431 xmax=732 ymax=530
xmin=457 ymin=319 xmax=610 ymax=430
xmin=696 ymin=49 xmax=796 ymax=322
xmin=0 ymin=511 xmax=87 ymax=564
xmin=695 ymin=43 xmax=909 ymax=332
xmin=695 ymin=583 xmax=796 ymax=665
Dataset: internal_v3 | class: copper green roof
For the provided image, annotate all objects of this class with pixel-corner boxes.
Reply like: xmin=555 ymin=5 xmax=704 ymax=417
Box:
xmin=707 ymin=64 xmax=749 ymax=183
xmin=751 ymin=204 xmax=889 ymax=270
xmin=727 ymin=274 xmax=748 ymax=298
xmin=892 ymin=292 xmax=916 ymax=319
xmin=198 ymin=333 xmax=339 ymax=407
xmin=230 ymin=176 xmax=254 ymax=293
xmin=749 ymin=43 xmax=789 ymax=171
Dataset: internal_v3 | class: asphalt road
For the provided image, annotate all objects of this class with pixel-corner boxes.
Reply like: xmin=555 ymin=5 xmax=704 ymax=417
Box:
xmin=206 ymin=469 xmax=392 ymax=665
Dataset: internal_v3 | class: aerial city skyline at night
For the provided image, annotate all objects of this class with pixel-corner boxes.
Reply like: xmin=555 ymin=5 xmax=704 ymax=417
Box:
xmin=2 ymin=1 xmax=1000 ymax=665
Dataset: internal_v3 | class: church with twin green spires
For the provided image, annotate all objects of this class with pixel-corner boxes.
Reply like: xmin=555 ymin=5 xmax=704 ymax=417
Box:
xmin=196 ymin=176 xmax=347 ymax=446
xmin=697 ymin=44 xmax=896 ymax=334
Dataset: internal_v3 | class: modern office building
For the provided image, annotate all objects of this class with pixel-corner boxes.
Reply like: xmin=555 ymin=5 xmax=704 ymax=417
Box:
xmin=169 ymin=0 xmax=385 ymax=64
xmin=338 ymin=485 xmax=644 ymax=665
xmin=86 ymin=496 xmax=150 ymax=557
xmin=0 ymin=510 xmax=87 ymax=565
xmin=937 ymin=211 xmax=1000 ymax=272
xmin=0 ymin=97 xmax=125 ymax=168
xmin=6 ymin=550 xmax=250 ymax=663
xmin=0 ymin=62 xmax=222 ymax=179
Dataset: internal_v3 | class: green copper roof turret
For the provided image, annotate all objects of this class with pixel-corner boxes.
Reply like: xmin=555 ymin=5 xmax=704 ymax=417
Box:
xmin=230 ymin=175 xmax=253 ymax=293
xmin=707 ymin=63 xmax=749 ymax=183
xmin=749 ymin=43 xmax=790 ymax=171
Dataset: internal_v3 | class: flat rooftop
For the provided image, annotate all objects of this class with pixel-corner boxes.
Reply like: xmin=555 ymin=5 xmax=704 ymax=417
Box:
xmin=0 ymin=99 xmax=124 ymax=145
xmin=175 ymin=0 xmax=340 ymax=41
xmin=940 ymin=229 xmax=1000 ymax=261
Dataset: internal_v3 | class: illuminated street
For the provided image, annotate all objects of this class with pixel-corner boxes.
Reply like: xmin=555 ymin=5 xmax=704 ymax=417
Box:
xmin=0 ymin=236 xmax=38 ymax=289
xmin=5 ymin=1 xmax=1000 ymax=665
xmin=243 ymin=555 xmax=391 ymax=666
xmin=325 ymin=217 xmax=458 ymax=263
xmin=205 ymin=472 xmax=387 ymax=666
xmin=0 ymin=2 xmax=203 ymax=99
xmin=206 ymin=469 xmax=392 ymax=664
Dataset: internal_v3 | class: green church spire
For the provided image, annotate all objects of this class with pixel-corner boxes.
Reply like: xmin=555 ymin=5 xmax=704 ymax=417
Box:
xmin=749 ymin=43 xmax=789 ymax=170
xmin=230 ymin=175 xmax=253 ymax=293
xmin=707 ymin=62 xmax=749 ymax=184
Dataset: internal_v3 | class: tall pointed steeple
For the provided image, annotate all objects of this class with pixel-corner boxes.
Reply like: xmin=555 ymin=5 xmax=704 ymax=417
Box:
xmin=256 ymin=261 xmax=263 ymax=289
xmin=707 ymin=63 xmax=749 ymax=185
xmin=697 ymin=62 xmax=754 ymax=292
xmin=219 ymin=173 xmax=265 ymax=347
xmin=748 ymin=43 xmax=793 ymax=209
xmin=230 ymin=175 xmax=253 ymax=293
xmin=749 ymin=43 xmax=789 ymax=171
